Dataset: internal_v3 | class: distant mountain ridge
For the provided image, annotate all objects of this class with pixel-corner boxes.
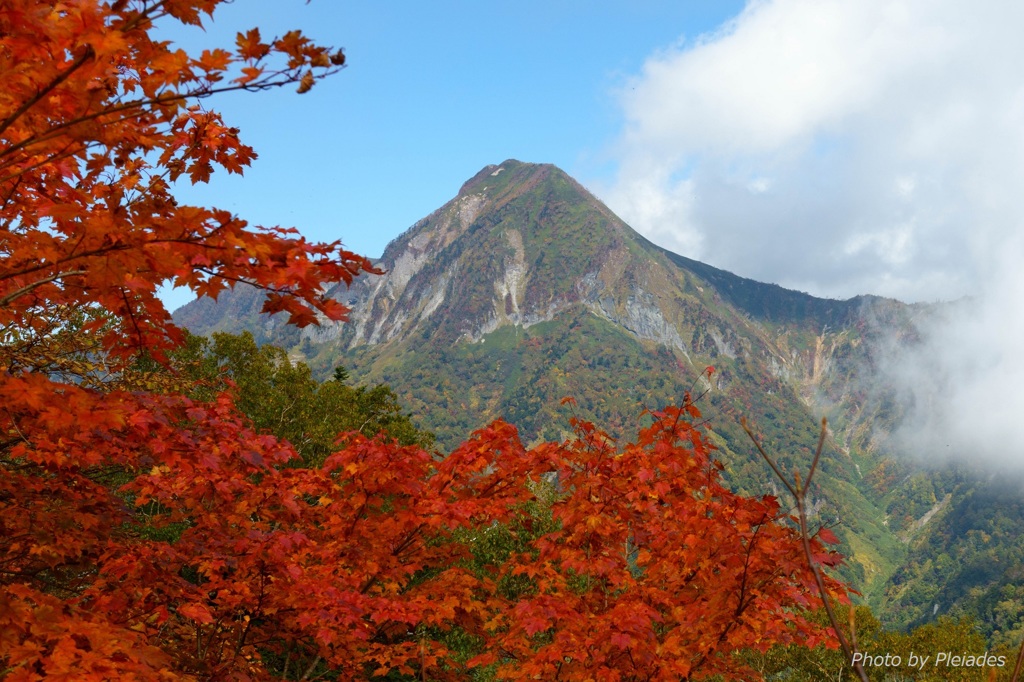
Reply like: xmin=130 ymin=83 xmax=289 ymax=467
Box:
xmin=173 ymin=160 xmax=1023 ymax=641
xmin=177 ymin=160 xmax=903 ymax=473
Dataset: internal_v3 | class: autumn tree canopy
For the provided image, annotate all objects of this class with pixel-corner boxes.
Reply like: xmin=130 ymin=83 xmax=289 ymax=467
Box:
xmin=0 ymin=0 xmax=371 ymax=356
xmin=0 ymin=1 xmax=849 ymax=679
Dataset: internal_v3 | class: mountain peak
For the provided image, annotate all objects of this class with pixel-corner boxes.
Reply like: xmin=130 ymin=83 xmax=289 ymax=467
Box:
xmin=454 ymin=160 xmax=573 ymax=209
xmin=177 ymin=160 xmax=872 ymax=346
xmin=457 ymin=159 xmax=540 ymax=195
xmin=330 ymin=159 xmax=640 ymax=348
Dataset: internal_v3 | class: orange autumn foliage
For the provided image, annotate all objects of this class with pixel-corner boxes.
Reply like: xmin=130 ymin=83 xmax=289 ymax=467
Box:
xmin=475 ymin=403 xmax=846 ymax=681
xmin=0 ymin=2 xmax=850 ymax=679
xmin=0 ymin=0 xmax=369 ymax=358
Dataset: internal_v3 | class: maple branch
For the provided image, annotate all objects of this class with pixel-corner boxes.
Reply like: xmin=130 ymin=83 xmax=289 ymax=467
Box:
xmin=670 ymin=366 xmax=715 ymax=434
xmin=0 ymin=437 xmax=26 ymax=453
xmin=0 ymin=138 xmax=95 ymax=186
xmin=0 ymin=171 xmax=25 ymax=213
xmin=690 ymin=617 xmax=740 ymax=678
xmin=391 ymin=523 xmax=427 ymax=560
xmin=0 ymin=270 xmax=86 ymax=309
xmin=356 ymin=523 xmax=427 ymax=595
xmin=0 ymin=243 xmax=132 ymax=283
xmin=233 ymin=568 xmax=266 ymax=658
xmin=1 ymin=410 xmax=32 ymax=452
xmin=741 ymin=417 xmax=869 ymax=682
xmin=0 ymin=68 xmax=341 ymax=170
xmin=733 ymin=515 xmax=767 ymax=620
xmin=299 ymin=655 xmax=322 ymax=680
xmin=0 ymin=99 xmax=158 ymax=167
xmin=281 ymin=642 xmax=294 ymax=679
xmin=0 ymin=47 xmax=96 ymax=140
xmin=119 ymin=288 xmax=149 ymax=352
xmin=193 ymin=268 xmax=269 ymax=291
xmin=0 ymin=224 xmax=250 ymax=290
xmin=0 ymin=2 xmax=185 ymax=165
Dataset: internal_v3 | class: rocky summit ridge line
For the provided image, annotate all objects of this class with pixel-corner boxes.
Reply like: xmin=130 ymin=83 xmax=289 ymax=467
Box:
xmin=174 ymin=160 xmax=1023 ymax=642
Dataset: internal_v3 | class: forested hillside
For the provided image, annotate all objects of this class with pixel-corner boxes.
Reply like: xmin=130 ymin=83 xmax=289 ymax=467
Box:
xmin=176 ymin=162 xmax=910 ymax=605
xmin=178 ymin=161 xmax=1024 ymax=649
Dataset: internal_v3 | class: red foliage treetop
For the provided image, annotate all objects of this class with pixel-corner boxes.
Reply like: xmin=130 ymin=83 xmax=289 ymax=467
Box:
xmin=476 ymin=406 xmax=847 ymax=680
xmin=0 ymin=2 xmax=851 ymax=679
xmin=0 ymin=0 xmax=374 ymax=361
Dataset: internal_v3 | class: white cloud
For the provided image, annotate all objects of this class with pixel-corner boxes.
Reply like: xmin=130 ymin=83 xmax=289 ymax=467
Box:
xmin=887 ymin=242 xmax=1024 ymax=469
xmin=619 ymin=1 xmax=928 ymax=156
xmin=603 ymin=0 xmax=1024 ymax=467
xmin=841 ymin=224 xmax=914 ymax=266
xmin=605 ymin=0 xmax=1024 ymax=303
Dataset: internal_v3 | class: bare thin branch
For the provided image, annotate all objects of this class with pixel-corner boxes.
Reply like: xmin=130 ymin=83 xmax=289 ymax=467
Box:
xmin=743 ymin=417 xmax=870 ymax=682
xmin=740 ymin=417 xmax=797 ymax=499
xmin=805 ymin=416 xmax=828 ymax=489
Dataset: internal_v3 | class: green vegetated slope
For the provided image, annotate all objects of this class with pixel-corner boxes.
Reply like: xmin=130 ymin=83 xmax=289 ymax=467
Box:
xmin=884 ymin=476 xmax=1024 ymax=648
xmin=174 ymin=160 xmax=1022 ymax=639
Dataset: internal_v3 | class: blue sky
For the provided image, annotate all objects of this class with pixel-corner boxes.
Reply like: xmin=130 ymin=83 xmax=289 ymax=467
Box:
xmin=162 ymin=1 xmax=1024 ymax=309
xmin=160 ymin=1 xmax=744 ymax=310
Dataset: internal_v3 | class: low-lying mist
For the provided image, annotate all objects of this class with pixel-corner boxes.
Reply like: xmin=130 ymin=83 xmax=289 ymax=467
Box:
xmin=883 ymin=245 xmax=1024 ymax=471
